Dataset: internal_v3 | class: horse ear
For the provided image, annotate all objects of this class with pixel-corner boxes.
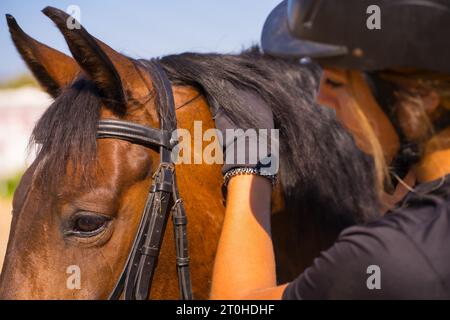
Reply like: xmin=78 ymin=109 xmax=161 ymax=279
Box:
xmin=6 ymin=14 xmax=80 ymax=98
xmin=42 ymin=6 xmax=140 ymax=114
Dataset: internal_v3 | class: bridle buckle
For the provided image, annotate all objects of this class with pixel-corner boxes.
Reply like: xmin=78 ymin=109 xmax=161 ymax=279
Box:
xmin=152 ymin=162 xmax=175 ymax=179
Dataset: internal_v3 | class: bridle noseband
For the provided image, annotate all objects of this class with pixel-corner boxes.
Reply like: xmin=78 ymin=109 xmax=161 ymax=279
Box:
xmin=97 ymin=60 xmax=193 ymax=300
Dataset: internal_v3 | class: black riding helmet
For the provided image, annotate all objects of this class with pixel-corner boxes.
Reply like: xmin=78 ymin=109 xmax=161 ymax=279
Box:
xmin=261 ymin=0 xmax=450 ymax=73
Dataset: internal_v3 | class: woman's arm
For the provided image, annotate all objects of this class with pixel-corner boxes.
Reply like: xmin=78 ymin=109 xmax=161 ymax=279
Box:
xmin=210 ymin=174 xmax=288 ymax=299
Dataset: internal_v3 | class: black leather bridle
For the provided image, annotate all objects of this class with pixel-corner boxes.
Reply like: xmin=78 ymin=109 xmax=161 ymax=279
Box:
xmin=96 ymin=60 xmax=193 ymax=300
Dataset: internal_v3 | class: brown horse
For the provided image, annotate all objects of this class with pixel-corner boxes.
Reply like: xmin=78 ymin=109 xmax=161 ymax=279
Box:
xmin=0 ymin=7 xmax=379 ymax=299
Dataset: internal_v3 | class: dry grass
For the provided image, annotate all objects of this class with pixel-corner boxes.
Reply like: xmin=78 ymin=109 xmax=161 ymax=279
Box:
xmin=0 ymin=199 xmax=12 ymax=273
xmin=0 ymin=74 xmax=38 ymax=89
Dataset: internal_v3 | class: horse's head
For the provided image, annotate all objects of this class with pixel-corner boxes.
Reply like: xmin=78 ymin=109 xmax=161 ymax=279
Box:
xmin=0 ymin=7 xmax=177 ymax=299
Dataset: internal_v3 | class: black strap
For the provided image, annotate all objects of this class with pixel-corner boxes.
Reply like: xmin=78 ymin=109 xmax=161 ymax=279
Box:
xmin=106 ymin=163 xmax=174 ymax=300
xmin=103 ymin=59 xmax=193 ymax=300
xmin=171 ymin=173 xmax=193 ymax=300
xmin=126 ymin=163 xmax=174 ymax=299
xmin=108 ymin=181 xmax=157 ymax=300
xmin=97 ymin=119 xmax=173 ymax=149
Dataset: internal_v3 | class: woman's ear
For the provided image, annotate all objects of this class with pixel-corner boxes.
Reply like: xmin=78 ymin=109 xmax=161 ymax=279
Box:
xmin=422 ymin=90 xmax=440 ymax=114
xmin=395 ymin=89 xmax=437 ymax=143
xmin=6 ymin=14 xmax=80 ymax=97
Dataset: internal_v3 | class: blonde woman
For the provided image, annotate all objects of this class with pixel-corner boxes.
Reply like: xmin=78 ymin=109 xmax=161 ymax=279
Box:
xmin=210 ymin=0 xmax=450 ymax=299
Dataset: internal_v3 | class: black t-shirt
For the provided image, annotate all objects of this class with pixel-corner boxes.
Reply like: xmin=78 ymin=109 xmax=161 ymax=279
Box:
xmin=282 ymin=174 xmax=450 ymax=300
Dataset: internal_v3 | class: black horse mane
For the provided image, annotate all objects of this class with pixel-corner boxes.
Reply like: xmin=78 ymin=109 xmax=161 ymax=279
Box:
xmin=31 ymin=47 xmax=379 ymax=227
xmin=160 ymin=47 xmax=379 ymax=226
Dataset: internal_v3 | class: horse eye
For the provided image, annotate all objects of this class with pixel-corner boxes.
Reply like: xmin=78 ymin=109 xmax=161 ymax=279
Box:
xmin=67 ymin=213 xmax=109 ymax=237
xmin=325 ymin=78 xmax=344 ymax=88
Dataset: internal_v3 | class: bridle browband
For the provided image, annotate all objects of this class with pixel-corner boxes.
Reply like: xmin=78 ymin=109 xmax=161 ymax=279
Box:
xmin=97 ymin=60 xmax=193 ymax=300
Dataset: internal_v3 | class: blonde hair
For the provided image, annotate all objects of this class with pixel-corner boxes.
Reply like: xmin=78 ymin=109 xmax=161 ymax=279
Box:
xmin=345 ymin=70 xmax=391 ymax=193
xmin=380 ymin=70 xmax=450 ymax=114
xmin=345 ymin=69 xmax=450 ymax=192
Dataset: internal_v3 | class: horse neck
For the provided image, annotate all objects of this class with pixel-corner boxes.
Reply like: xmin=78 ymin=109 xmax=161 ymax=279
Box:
xmin=149 ymin=86 xmax=225 ymax=299
xmin=148 ymin=84 xmax=343 ymax=298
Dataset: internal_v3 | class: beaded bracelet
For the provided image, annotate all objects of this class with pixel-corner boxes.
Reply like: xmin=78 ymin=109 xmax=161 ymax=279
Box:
xmin=223 ymin=167 xmax=278 ymax=188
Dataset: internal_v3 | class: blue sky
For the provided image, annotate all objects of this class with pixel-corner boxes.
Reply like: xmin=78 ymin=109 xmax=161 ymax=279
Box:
xmin=0 ymin=0 xmax=280 ymax=80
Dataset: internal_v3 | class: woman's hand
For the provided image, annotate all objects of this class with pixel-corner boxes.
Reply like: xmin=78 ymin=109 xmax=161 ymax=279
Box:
xmin=212 ymin=89 xmax=278 ymax=180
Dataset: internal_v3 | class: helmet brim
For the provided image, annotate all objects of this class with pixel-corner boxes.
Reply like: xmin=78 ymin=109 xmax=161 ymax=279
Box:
xmin=261 ymin=1 xmax=347 ymax=59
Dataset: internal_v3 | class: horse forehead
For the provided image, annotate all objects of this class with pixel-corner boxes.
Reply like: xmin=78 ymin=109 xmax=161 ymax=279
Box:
xmin=12 ymin=159 xmax=40 ymax=216
xmin=96 ymin=138 xmax=154 ymax=183
xmin=98 ymin=99 xmax=159 ymax=129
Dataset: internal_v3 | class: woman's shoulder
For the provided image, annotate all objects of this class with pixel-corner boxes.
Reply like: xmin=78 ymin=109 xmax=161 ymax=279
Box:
xmin=344 ymin=173 xmax=450 ymax=238
xmin=335 ymin=174 xmax=450 ymax=289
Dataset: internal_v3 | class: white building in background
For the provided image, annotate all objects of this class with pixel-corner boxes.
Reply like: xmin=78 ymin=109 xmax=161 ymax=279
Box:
xmin=0 ymin=87 xmax=51 ymax=179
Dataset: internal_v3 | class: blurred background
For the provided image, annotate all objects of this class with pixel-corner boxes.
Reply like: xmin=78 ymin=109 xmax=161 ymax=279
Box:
xmin=0 ymin=0 xmax=280 ymax=270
